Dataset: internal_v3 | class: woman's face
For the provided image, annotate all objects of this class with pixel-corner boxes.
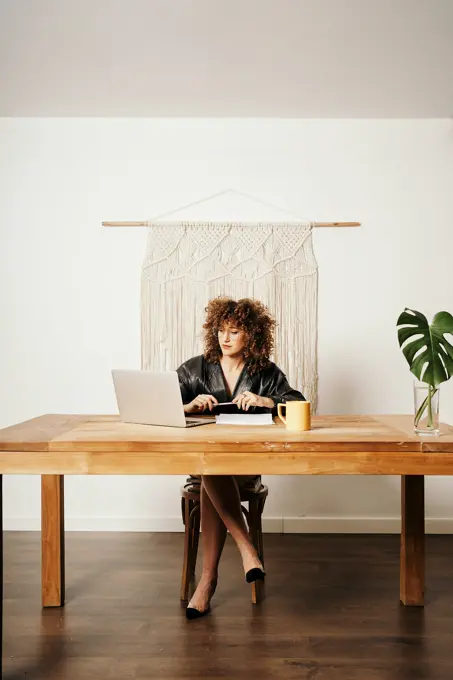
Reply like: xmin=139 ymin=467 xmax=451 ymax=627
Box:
xmin=218 ymin=322 xmax=247 ymax=358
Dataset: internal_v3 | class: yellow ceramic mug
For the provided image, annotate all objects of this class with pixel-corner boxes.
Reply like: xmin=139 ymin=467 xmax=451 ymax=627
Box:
xmin=277 ymin=401 xmax=311 ymax=431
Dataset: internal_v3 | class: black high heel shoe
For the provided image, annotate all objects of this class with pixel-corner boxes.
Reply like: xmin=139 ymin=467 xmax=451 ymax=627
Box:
xmin=186 ymin=605 xmax=211 ymax=620
xmin=245 ymin=567 xmax=266 ymax=583
xmin=186 ymin=580 xmax=216 ymax=620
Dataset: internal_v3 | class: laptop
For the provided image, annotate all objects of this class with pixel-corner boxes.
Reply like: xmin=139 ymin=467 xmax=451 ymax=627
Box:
xmin=111 ymin=369 xmax=216 ymax=428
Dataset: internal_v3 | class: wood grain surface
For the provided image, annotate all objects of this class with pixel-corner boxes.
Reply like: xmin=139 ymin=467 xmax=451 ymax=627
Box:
xmin=0 ymin=414 xmax=452 ymax=475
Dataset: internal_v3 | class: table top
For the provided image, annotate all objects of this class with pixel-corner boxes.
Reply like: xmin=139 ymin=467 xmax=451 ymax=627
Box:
xmin=0 ymin=413 xmax=452 ymax=476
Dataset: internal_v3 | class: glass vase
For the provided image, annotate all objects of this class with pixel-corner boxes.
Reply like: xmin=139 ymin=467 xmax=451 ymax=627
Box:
xmin=413 ymin=381 xmax=440 ymax=436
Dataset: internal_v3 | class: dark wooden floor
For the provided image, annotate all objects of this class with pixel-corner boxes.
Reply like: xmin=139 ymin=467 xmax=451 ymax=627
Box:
xmin=3 ymin=532 xmax=453 ymax=679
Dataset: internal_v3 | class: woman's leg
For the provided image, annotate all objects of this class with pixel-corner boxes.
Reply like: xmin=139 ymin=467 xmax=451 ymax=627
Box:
xmin=188 ymin=482 xmax=227 ymax=612
xmin=201 ymin=475 xmax=263 ymax=574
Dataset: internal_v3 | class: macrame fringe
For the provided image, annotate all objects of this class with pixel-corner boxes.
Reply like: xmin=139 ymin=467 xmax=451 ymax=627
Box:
xmin=141 ymin=222 xmax=319 ymax=412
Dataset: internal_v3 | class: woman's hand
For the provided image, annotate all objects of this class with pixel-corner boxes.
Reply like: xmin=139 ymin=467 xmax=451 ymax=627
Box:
xmin=184 ymin=394 xmax=219 ymax=414
xmin=232 ymin=391 xmax=275 ymax=411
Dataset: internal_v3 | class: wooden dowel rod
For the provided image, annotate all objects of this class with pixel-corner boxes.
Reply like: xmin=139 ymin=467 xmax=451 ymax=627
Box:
xmin=313 ymin=222 xmax=361 ymax=227
xmin=102 ymin=221 xmax=361 ymax=228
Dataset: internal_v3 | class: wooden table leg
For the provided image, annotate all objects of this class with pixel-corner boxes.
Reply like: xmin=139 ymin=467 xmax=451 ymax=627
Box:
xmin=1 ymin=475 xmax=3 ymax=676
xmin=400 ymin=475 xmax=425 ymax=606
xmin=41 ymin=475 xmax=65 ymax=607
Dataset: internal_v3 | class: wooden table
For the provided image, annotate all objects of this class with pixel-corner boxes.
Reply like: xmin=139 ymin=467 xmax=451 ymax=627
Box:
xmin=1 ymin=412 xmax=453 ymax=671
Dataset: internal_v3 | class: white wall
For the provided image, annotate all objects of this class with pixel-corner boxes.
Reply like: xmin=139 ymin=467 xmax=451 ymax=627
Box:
xmin=1 ymin=118 xmax=452 ymax=532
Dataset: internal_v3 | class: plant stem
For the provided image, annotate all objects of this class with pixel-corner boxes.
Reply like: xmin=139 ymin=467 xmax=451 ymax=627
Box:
xmin=427 ymin=385 xmax=434 ymax=428
xmin=414 ymin=387 xmax=438 ymax=428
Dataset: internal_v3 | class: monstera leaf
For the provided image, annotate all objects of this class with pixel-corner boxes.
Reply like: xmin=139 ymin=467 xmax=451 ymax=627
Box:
xmin=397 ymin=308 xmax=453 ymax=388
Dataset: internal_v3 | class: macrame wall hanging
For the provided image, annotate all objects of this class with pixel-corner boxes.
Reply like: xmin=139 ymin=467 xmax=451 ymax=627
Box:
xmin=103 ymin=190 xmax=361 ymax=413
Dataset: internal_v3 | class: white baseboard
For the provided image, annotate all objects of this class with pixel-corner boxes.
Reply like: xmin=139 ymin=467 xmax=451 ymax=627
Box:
xmin=283 ymin=517 xmax=453 ymax=534
xmin=3 ymin=517 xmax=283 ymax=532
xmin=5 ymin=516 xmax=453 ymax=533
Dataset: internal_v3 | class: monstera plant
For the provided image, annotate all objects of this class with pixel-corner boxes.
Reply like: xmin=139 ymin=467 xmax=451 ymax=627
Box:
xmin=397 ymin=309 xmax=453 ymax=430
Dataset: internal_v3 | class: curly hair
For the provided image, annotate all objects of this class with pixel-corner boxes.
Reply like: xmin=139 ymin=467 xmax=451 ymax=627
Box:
xmin=203 ymin=297 xmax=276 ymax=375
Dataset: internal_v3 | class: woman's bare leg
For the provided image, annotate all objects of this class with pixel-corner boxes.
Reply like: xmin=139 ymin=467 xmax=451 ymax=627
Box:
xmin=201 ymin=475 xmax=263 ymax=574
xmin=187 ymin=483 xmax=227 ymax=612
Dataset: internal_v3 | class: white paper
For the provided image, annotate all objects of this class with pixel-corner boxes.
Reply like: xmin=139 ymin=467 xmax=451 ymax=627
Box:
xmin=215 ymin=413 xmax=275 ymax=426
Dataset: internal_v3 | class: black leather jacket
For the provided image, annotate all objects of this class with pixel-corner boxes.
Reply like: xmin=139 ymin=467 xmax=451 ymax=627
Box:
xmin=177 ymin=355 xmax=305 ymax=415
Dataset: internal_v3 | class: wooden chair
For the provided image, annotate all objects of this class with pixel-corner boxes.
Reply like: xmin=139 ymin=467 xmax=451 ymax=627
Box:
xmin=180 ymin=480 xmax=268 ymax=604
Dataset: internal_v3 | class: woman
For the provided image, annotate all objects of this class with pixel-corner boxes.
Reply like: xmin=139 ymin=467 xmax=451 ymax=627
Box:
xmin=177 ymin=297 xmax=305 ymax=619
